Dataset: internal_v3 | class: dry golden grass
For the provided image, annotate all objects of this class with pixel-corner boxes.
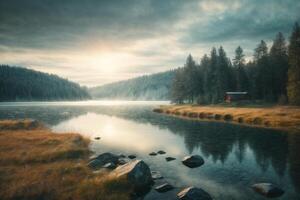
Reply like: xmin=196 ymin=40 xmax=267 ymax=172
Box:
xmin=157 ymin=105 xmax=300 ymax=131
xmin=0 ymin=120 xmax=132 ymax=200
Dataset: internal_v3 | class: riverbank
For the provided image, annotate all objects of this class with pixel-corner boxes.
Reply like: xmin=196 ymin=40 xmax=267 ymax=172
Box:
xmin=154 ymin=105 xmax=300 ymax=131
xmin=0 ymin=120 xmax=131 ymax=200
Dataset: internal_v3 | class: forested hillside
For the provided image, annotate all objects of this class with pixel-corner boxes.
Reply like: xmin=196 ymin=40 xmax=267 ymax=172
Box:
xmin=0 ymin=65 xmax=90 ymax=101
xmin=89 ymin=70 xmax=175 ymax=100
xmin=171 ymin=22 xmax=300 ymax=105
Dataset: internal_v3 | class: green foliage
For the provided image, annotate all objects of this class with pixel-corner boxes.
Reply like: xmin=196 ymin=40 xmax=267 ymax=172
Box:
xmin=287 ymin=23 xmax=300 ymax=105
xmin=0 ymin=65 xmax=90 ymax=101
xmin=89 ymin=70 xmax=175 ymax=100
xmin=171 ymin=23 xmax=298 ymax=105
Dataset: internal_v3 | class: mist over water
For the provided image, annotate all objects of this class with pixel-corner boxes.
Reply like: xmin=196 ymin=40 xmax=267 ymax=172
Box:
xmin=0 ymin=101 xmax=299 ymax=200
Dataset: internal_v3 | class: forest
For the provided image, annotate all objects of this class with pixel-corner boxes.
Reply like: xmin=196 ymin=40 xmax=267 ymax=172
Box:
xmin=89 ymin=70 xmax=175 ymax=100
xmin=0 ymin=65 xmax=90 ymax=101
xmin=171 ymin=23 xmax=300 ymax=105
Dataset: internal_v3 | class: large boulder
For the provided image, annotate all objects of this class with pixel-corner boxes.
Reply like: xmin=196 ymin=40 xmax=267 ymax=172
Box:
xmin=177 ymin=187 xmax=212 ymax=200
xmin=114 ymin=160 xmax=153 ymax=190
xmin=182 ymin=155 xmax=205 ymax=168
xmin=252 ymin=183 xmax=284 ymax=198
xmin=88 ymin=152 xmax=120 ymax=169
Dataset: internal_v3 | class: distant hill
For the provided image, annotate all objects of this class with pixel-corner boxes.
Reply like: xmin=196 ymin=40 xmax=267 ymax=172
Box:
xmin=0 ymin=65 xmax=90 ymax=101
xmin=89 ymin=70 xmax=176 ymax=100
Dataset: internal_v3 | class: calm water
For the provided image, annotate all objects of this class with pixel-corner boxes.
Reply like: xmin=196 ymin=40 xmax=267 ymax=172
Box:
xmin=0 ymin=101 xmax=300 ymax=200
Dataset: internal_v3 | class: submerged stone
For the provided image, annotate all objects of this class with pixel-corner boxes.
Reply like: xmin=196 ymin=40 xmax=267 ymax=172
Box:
xmin=252 ymin=183 xmax=284 ymax=198
xmin=182 ymin=155 xmax=204 ymax=168
xmin=151 ymin=171 xmax=163 ymax=180
xmin=149 ymin=152 xmax=157 ymax=156
xmin=165 ymin=157 xmax=176 ymax=162
xmin=128 ymin=155 xmax=137 ymax=159
xmin=157 ymin=150 xmax=166 ymax=155
xmin=155 ymin=183 xmax=174 ymax=193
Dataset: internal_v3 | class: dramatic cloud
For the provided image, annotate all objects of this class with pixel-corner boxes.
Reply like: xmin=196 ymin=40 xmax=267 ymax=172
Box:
xmin=0 ymin=0 xmax=299 ymax=86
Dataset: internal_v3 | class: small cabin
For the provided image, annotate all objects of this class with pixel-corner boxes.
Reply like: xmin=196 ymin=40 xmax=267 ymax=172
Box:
xmin=225 ymin=92 xmax=248 ymax=103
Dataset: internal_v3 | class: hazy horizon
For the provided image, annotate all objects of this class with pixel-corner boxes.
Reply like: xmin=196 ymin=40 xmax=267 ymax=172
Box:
xmin=1 ymin=0 xmax=300 ymax=87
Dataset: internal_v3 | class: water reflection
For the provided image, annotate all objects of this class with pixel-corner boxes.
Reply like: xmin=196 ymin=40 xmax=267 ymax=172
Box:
xmin=0 ymin=103 xmax=299 ymax=199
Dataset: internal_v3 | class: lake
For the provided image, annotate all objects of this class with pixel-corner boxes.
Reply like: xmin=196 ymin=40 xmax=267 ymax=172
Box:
xmin=0 ymin=101 xmax=299 ymax=200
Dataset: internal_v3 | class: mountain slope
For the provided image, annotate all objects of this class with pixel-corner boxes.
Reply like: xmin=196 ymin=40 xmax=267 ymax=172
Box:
xmin=89 ymin=70 xmax=176 ymax=100
xmin=0 ymin=65 xmax=90 ymax=101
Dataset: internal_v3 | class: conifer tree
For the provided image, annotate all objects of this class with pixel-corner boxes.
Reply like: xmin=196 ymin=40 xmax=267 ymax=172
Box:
xmin=287 ymin=23 xmax=300 ymax=105
xmin=270 ymin=32 xmax=288 ymax=102
xmin=233 ymin=46 xmax=249 ymax=92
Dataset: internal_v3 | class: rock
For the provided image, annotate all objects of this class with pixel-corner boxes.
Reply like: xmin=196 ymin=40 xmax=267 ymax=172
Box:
xmin=118 ymin=158 xmax=128 ymax=165
xmin=157 ymin=150 xmax=166 ymax=155
xmin=165 ymin=157 xmax=176 ymax=162
xmin=88 ymin=152 xmax=119 ymax=169
xmin=182 ymin=155 xmax=204 ymax=168
xmin=118 ymin=154 xmax=126 ymax=158
xmin=149 ymin=152 xmax=157 ymax=156
xmin=206 ymin=114 xmax=214 ymax=119
xmin=114 ymin=160 xmax=153 ymax=190
xmin=151 ymin=171 xmax=163 ymax=180
xmin=155 ymin=183 xmax=174 ymax=193
xmin=128 ymin=155 xmax=137 ymax=159
xmin=252 ymin=183 xmax=284 ymax=198
xmin=177 ymin=187 xmax=212 ymax=200
xmin=214 ymin=114 xmax=222 ymax=120
xmin=153 ymin=108 xmax=163 ymax=113
xmin=102 ymin=162 xmax=116 ymax=169
xmin=94 ymin=137 xmax=101 ymax=140
xmin=224 ymin=114 xmax=233 ymax=121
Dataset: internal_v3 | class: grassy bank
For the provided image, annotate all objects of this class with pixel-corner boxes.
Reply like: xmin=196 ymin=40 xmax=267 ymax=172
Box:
xmin=154 ymin=105 xmax=300 ymax=131
xmin=0 ymin=120 xmax=132 ymax=200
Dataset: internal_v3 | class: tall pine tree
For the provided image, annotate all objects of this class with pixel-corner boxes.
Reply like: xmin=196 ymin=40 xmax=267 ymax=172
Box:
xmin=287 ymin=23 xmax=300 ymax=105
xmin=270 ymin=32 xmax=288 ymax=102
xmin=233 ymin=46 xmax=249 ymax=92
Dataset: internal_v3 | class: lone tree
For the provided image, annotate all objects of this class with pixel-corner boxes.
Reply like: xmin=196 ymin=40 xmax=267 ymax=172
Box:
xmin=287 ymin=23 xmax=300 ymax=105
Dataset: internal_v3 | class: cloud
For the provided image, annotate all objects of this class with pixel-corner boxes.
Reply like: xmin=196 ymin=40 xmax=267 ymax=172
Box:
xmin=0 ymin=0 xmax=299 ymax=86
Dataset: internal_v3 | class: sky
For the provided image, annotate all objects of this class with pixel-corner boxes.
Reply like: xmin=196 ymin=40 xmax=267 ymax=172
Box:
xmin=0 ymin=0 xmax=300 ymax=87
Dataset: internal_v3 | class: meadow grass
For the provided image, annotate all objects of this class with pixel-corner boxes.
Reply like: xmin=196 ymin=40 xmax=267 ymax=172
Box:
xmin=0 ymin=120 xmax=132 ymax=200
xmin=156 ymin=105 xmax=300 ymax=131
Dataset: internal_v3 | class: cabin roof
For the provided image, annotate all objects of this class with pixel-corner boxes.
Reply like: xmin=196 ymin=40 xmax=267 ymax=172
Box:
xmin=226 ymin=92 xmax=248 ymax=95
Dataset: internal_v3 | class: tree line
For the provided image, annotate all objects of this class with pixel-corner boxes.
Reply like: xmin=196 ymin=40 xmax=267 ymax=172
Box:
xmin=0 ymin=65 xmax=90 ymax=101
xmin=171 ymin=23 xmax=300 ymax=105
xmin=89 ymin=70 xmax=175 ymax=100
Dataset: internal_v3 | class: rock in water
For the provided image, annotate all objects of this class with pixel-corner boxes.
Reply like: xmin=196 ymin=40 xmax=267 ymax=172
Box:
xmin=177 ymin=187 xmax=212 ymax=200
xmin=155 ymin=183 xmax=174 ymax=193
xmin=128 ymin=155 xmax=137 ymax=159
xmin=102 ymin=162 xmax=116 ymax=169
xmin=157 ymin=150 xmax=166 ymax=154
xmin=87 ymin=152 xmax=119 ymax=169
xmin=149 ymin=152 xmax=157 ymax=156
xmin=182 ymin=155 xmax=204 ymax=168
xmin=151 ymin=171 xmax=163 ymax=180
xmin=165 ymin=157 xmax=176 ymax=162
xmin=114 ymin=160 xmax=153 ymax=191
xmin=252 ymin=183 xmax=284 ymax=198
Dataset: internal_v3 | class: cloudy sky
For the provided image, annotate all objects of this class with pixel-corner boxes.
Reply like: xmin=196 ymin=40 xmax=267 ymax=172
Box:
xmin=0 ymin=0 xmax=299 ymax=86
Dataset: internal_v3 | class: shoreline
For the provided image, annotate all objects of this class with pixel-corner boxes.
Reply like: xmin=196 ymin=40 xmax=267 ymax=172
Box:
xmin=0 ymin=120 xmax=132 ymax=200
xmin=153 ymin=105 xmax=300 ymax=132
